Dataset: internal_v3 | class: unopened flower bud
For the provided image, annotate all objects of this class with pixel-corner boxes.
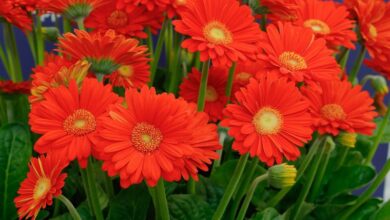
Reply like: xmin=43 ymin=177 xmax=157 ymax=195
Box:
xmin=370 ymin=75 xmax=389 ymax=95
xmin=42 ymin=27 xmax=60 ymax=42
xmin=336 ymin=132 xmax=357 ymax=148
xmin=268 ymin=163 xmax=297 ymax=189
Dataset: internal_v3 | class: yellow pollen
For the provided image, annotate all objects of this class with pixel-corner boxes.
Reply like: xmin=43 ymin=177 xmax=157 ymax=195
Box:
xmin=131 ymin=122 xmax=163 ymax=153
xmin=33 ymin=177 xmax=51 ymax=200
xmin=235 ymin=72 xmax=252 ymax=83
xmin=203 ymin=21 xmax=233 ymax=45
xmin=205 ymin=86 xmax=218 ymax=102
xmin=253 ymin=107 xmax=283 ymax=135
xmin=63 ymin=109 xmax=96 ymax=136
xmin=118 ymin=65 xmax=134 ymax=77
xmin=368 ymin=24 xmax=378 ymax=39
xmin=321 ymin=104 xmax=346 ymax=120
xmin=279 ymin=51 xmax=308 ymax=71
xmin=304 ymin=19 xmax=331 ymax=35
xmin=107 ymin=10 xmax=128 ymax=28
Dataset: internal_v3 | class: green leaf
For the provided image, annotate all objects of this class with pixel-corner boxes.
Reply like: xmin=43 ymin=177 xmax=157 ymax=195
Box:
xmin=349 ymin=198 xmax=381 ymax=220
xmin=168 ymin=194 xmax=213 ymax=220
xmin=373 ymin=199 xmax=390 ymax=220
xmin=0 ymin=123 xmax=32 ymax=220
xmin=106 ymin=183 xmax=151 ymax=220
xmin=250 ymin=207 xmax=281 ymax=220
xmin=325 ymin=165 xmax=376 ymax=198
xmin=196 ymin=176 xmax=224 ymax=211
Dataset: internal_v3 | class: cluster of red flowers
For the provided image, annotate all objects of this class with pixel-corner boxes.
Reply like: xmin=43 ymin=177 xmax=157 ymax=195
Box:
xmin=10 ymin=0 xmax=385 ymax=219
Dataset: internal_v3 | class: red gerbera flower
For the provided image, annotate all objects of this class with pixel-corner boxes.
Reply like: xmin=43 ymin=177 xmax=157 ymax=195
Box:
xmin=0 ymin=80 xmax=31 ymax=94
xmin=179 ymin=67 xmax=228 ymax=122
xmin=232 ymin=61 xmax=263 ymax=99
xmin=38 ymin=0 xmax=106 ymax=19
xmin=366 ymin=54 xmax=390 ymax=80
xmin=96 ymin=86 xmax=220 ymax=187
xmin=221 ymin=76 xmax=313 ymax=166
xmin=259 ymin=22 xmax=340 ymax=84
xmin=14 ymin=155 xmax=68 ymax=220
xmin=302 ymin=80 xmax=377 ymax=136
xmin=0 ymin=0 xmax=32 ymax=31
xmin=29 ymin=78 xmax=121 ymax=167
xmin=173 ymin=0 xmax=262 ymax=67
xmin=166 ymin=0 xmax=192 ymax=18
xmin=117 ymin=0 xmax=170 ymax=12
xmin=58 ymin=30 xmax=150 ymax=78
xmin=294 ymin=0 xmax=357 ymax=50
xmin=260 ymin=0 xmax=301 ymax=22
xmin=85 ymin=0 xmax=163 ymax=38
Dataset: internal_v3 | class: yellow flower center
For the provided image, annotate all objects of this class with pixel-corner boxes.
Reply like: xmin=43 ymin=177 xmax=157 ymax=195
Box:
xmin=107 ymin=10 xmax=128 ymax=28
xmin=131 ymin=122 xmax=163 ymax=153
xmin=203 ymin=21 xmax=233 ymax=45
xmin=368 ymin=24 xmax=378 ymax=39
xmin=304 ymin=19 xmax=331 ymax=35
xmin=175 ymin=0 xmax=187 ymax=5
xmin=252 ymin=107 xmax=283 ymax=135
xmin=33 ymin=177 xmax=51 ymax=200
xmin=235 ymin=72 xmax=252 ymax=83
xmin=321 ymin=104 xmax=346 ymax=120
xmin=63 ymin=109 xmax=96 ymax=136
xmin=279 ymin=52 xmax=308 ymax=71
xmin=205 ymin=86 xmax=218 ymax=102
xmin=118 ymin=65 xmax=134 ymax=77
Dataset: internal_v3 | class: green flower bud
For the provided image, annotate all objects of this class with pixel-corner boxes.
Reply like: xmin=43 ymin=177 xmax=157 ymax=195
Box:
xmin=268 ymin=163 xmax=297 ymax=189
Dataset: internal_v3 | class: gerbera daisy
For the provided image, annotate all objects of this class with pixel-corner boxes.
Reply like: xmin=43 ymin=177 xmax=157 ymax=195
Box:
xmin=173 ymin=0 xmax=262 ymax=67
xmin=96 ymin=86 xmax=220 ymax=187
xmin=38 ymin=0 xmax=106 ymax=20
xmin=58 ymin=30 xmax=150 ymax=77
xmin=166 ymin=0 xmax=191 ymax=18
xmin=260 ymin=0 xmax=301 ymax=22
xmin=352 ymin=0 xmax=390 ymax=61
xmin=14 ymin=155 xmax=68 ymax=220
xmin=231 ymin=61 xmax=262 ymax=99
xmin=366 ymin=54 xmax=390 ymax=80
xmin=221 ymin=76 xmax=313 ymax=166
xmin=302 ymin=80 xmax=377 ymax=136
xmin=85 ymin=0 xmax=163 ymax=38
xmin=179 ymin=67 xmax=228 ymax=122
xmin=29 ymin=78 xmax=121 ymax=167
xmin=0 ymin=80 xmax=31 ymax=94
xmin=116 ymin=0 xmax=170 ymax=12
xmin=294 ymin=0 xmax=357 ymax=50
xmin=0 ymin=0 xmax=32 ymax=31
xmin=259 ymin=22 xmax=340 ymax=84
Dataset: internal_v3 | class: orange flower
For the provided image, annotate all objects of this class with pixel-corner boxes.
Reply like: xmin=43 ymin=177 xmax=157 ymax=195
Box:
xmin=302 ymin=80 xmax=377 ymax=136
xmin=0 ymin=80 xmax=31 ymax=94
xmin=294 ymin=0 xmax=357 ymax=49
xmin=58 ymin=30 xmax=150 ymax=78
xmin=29 ymin=78 xmax=121 ymax=167
xmin=173 ymin=0 xmax=262 ymax=67
xmin=221 ymin=76 xmax=313 ymax=166
xmin=179 ymin=67 xmax=228 ymax=122
xmin=366 ymin=54 xmax=390 ymax=80
xmin=166 ymin=0 xmax=191 ymax=18
xmin=96 ymin=86 xmax=220 ymax=187
xmin=232 ymin=61 xmax=263 ymax=99
xmin=0 ymin=0 xmax=32 ymax=31
xmin=117 ymin=0 xmax=170 ymax=12
xmin=85 ymin=0 xmax=163 ymax=38
xmin=259 ymin=22 xmax=340 ymax=84
xmin=14 ymin=155 xmax=68 ymax=220
xmin=260 ymin=0 xmax=301 ymax=22
xmin=38 ymin=0 xmax=106 ymax=19
xmin=352 ymin=0 xmax=390 ymax=61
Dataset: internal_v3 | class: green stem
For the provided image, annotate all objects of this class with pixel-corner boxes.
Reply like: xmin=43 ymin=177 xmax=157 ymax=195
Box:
xmin=267 ymin=137 xmax=323 ymax=207
xmin=57 ymin=195 xmax=82 ymax=220
xmin=366 ymin=102 xmax=390 ymax=164
xmin=194 ymin=52 xmax=201 ymax=70
xmin=309 ymin=137 xmax=335 ymax=201
xmin=147 ymin=186 xmax=160 ymax=220
xmin=103 ymin=174 xmax=114 ymax=199
xmin=63 ymin=18 xmax=72 ymax=33
xmin=85 ymin=160 xmax=104 ymax=220
xmin=213 ymin=154 xmax=249 ymax=220
xmin=75 ymin=17 xmax=85 ymax=31
xmin=146 ymin=27 xmax=154 ymax=55
xmin=79 ymin=167 xmax=93 ymax=215
xmin=187 ymin=178 xmax=196 ymax=195
xmin=225 ymin=62 xmax=236 ymax=102
xmin=236 ymin=174 xmax=269 ymax=220
xmin=197 ymin=60 xmax=210 ymax=111
xmin=26 ymin=32 xmax=37 ymax=65
xmin=35 ymin=15 xmax=45 ymax=65
xmin=339 ymin=159 xmax=390 ymax=220
xmin=291 ymin=137 xmax=328 ymax=220
xmin=153 ymin=179 xmax=170 ymax=220
xmin=4 ymin=23 xmax=23 ymax=81
xmin=149 ymin=19 xmax=168 ymax=86
xmin=335 ymin=147 xmax=349 ymax=170
xmin=348 ymin=46 xmax=366 ymax=84
xmin=167 ymin=38 xmax=182 ymax=94
xmin=339 ymin=48 xmax=350 ymax=70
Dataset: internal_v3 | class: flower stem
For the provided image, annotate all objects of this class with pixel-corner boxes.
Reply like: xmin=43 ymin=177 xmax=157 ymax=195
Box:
xmin=339 ymin=159 xmax=390 ymax=220
xmin=84 ymin=160 xmax=104 ymax=220
xmin=335 ymin=147 xmax=349 ymax=170
xmin=35 ymin=15 xmax=45 ymax=65
xmin=291 ymin=137 xmax=328 ymax=220
xmin=147 ymin=186 xmax=160 ymax=219
xmin=267 ymin=137 xmax=323 ymax=207
xmin=236 ymin=174 xmax=269 ymax=220
xmin=225 ymin=62 xmax=237 ymax=102
xmin=154 ymin=179 xmax=170 ymax=220
xmin=150 ymin=19 xmax=168 ymax=86
xmin=366 ymin=102 xmax=390 ymax=164
xmin=75 ymin=17 xmax=85 ymax=31
xmin=57 ymin=195 xmax=82 ymax=220
xmin=348 ymin=46 xmax=366 ymax=84
xmin=146 ymin=27 xmax=154 ymax=55
xmin=338 ymin=48 xmax=350 ymax=70
xmin=213 ymin=154 xmax=249 ymax=220
xmin=197 ymin=60 xmax=210 ymax=111
xmin=4 ymin=23 xmax=23 ymax=81
xmin=63 ymin=18 xmax=72 ymax=33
